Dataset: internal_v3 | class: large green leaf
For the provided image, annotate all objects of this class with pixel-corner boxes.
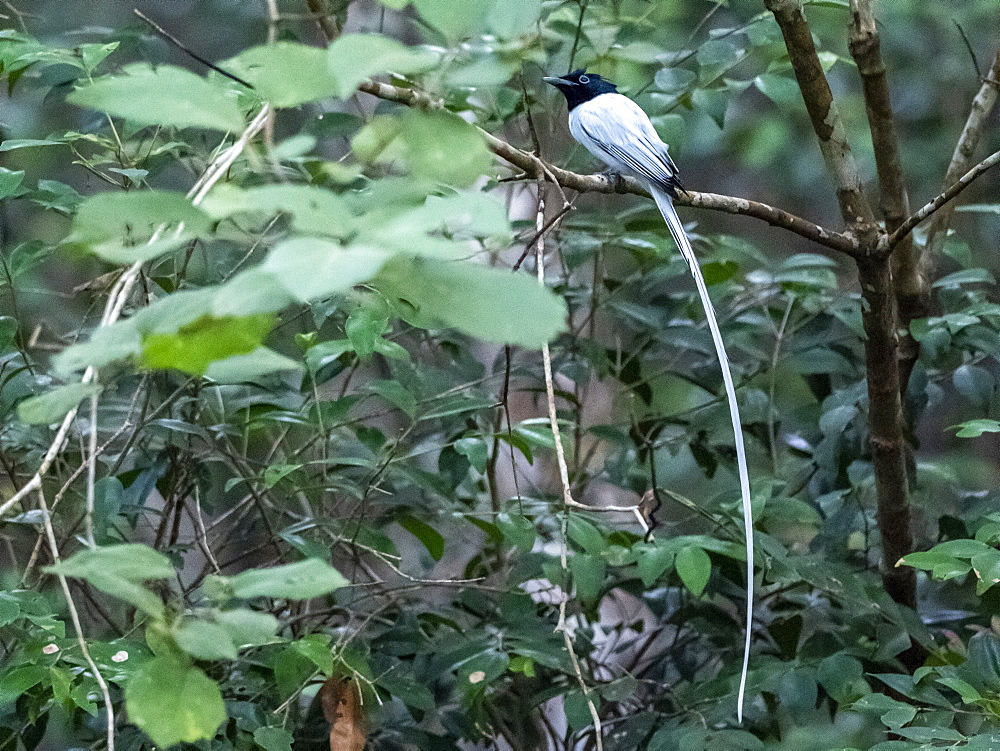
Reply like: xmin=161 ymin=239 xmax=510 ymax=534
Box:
xmin=201 ymin=184 xmax=353 ymax=238
xmin=17 ymin=382 xmax=101 ymax=424
xmin=53 ymin=320 xmax=142 ymax=375
xmin=225 ymin=558 xmax=349 ymax=600
xmin=46 ymin=543 xmax=174 ymax=581
xmin=204 ymin=347 xmax=302 ymax=383
xmin=46 ymin=544 xmax=174 ymax=618
xmin=69 ymin=190 xmax=210 ymax=245
xmin=125 ymin=655 xmax=226 ymax=747
xmin=68 ymin=64 xmax=244 ymax=132
xmin=262 ymin=237 xmax=391 ymax=302
xmin=222 ymin=42 xmax=338 ymax=107
xmin=141 ymin=313 xmax=275 ymax=376
xmin=326 ymin=34 xmax=438 ymax=98
xmin=412 ymin=0 xmax=493 ymax=38
xmin=398 ymin=109 xmax=492 ymax=186
xmin=674 ymin=545 xmax=711 ymax=597
xmin=375 ymin=256 xmax=566 ymax=348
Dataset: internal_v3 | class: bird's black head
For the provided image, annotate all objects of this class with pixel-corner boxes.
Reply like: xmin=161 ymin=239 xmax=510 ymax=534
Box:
xmin=543 ymin=69 xmax=618 ymax=111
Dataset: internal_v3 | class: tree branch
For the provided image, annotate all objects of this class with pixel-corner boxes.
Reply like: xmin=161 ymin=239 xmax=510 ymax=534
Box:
xmin=895 ymin=50 xmax=1000 ymax=396
xmin=925 ymin=49 xmax=1000 ymax=253
xmin=356 ymin=81 xmax=860 ymax=255
xmin=848 ymin=0 xmax=909 ymax=233
xmin=886 ymin=149 xmax=1000 ymax=249
xmin=765 ymin=0 xmax=876 ymax=228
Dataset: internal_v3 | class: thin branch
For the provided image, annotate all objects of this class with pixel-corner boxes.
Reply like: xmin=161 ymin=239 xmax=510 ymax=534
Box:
xmin=355 ymin=79 xmax=860 ymax=256
xmin=886 ymin=149 xmax=1000 ymax=250
xmin=304 ymin=0 xmax=339 ymax=42
xmin=535 ymin=188 xmax=604 ymax=751
xmin=36 ymin=488 xmax=115 ymax=751
xmin=764 ymin=0 xmax=876 ymax=228
xmin=926 ymin=49 xmax=1000 ymax=252
xmin=133 ymin=10 xmax=253 ymax=89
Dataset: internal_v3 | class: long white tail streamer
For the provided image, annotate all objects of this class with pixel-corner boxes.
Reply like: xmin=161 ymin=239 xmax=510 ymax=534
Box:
xmin=650 ymin=184 xmax=754 ymax=723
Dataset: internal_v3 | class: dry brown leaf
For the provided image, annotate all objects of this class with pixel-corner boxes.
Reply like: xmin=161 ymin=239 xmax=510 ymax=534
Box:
xmin=318 ymin=675 xmax=366 ymax=751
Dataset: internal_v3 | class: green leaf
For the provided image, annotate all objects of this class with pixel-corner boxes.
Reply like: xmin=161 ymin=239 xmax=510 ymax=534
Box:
xmin=213 ymin=609 xmax=279 ymax=647
xmin=567 ymin=516 xmax=606 ymax=554
xmin=636 ymin=543 xmax=675 ymax=588
xmin=697 ymin=39 xmax=744 ymax=82
xmin=654 ymin=67 xmax=696 ymax=93
xmin=569 ymin=553 xmax=606 ymax=604
xmin=932 ymin=539 xmax=994 ymax=558
xmin=173 ymin=618 xmax=238 ymax=660
xmin=17 ymin=382 xmax=101 ymax=424
xmin=953 ymin=419 xmax=1000 ymax=438
xmin=675 ymin=545 xmax=711 ymax=597
xmin=125 ymin=655 xmax=226 ymax=747
xmin=53 ymin=321 xmax=143 ymax=375
xmin=227 ymin=558 xmax=349 ymax=600
xmin=968 ymin=631 xmax=1000 ymax=691
xmin=69 ymin=190 xmax=210 ymax=249
xmin=141 ymin=313 xmax=276 ymax=375
xmin=497 ymin=513 xmax=535 ymax=552
xmin=202 ymin=184 xmax=353 ymax=239
xmin=398 ymin=109 xmax=491 ymax=186
xmin=254 ymin=726 xmax=294 ymax=751
xmin=222 ymin=42 xmax=338 ymax=107
xmin=326 ymin=34 xmax=438 ymax=98
xmin=68 ymin=64 xmax=244 ymax=132
xmin=204 ymin=348 xmax=302 ymax=383
xmin=754 ymin=73 xmax=801 ymax=107
xmin=377 ymin=674 xmax=437 ymax=711
xmin=46 ymin=544 xmax=174 ymax=617
xmin=262 ymin=237 xmax=391 ymax=303
xmin=486 ymin=0 xmax=542 ymax=37
xmin=398 ymin=514 xmax=445 ymax=561
xmin=0 ymin=139 xmax=63 ymax=151
xmin=0 ymin=665 xmax=48 ymax=707
xmin=972 ymin=551 xmax=1000 ymax=595
xmin=47 ymin=543 xmax=174 ymax=581
xmin=346 ymin=305 xmax=388 ymax=359
xmin=897 ymin=551 xmax=971 ymax=580
xmin=413 ymin=0 xmax=493 ymax=38
xmin=375 ymin=256 xmax=566 ymax=348
xmin=0 ymin=167 xmax=24 ymax=198
xmin=292 ymin=634 xmax=334 ymax=674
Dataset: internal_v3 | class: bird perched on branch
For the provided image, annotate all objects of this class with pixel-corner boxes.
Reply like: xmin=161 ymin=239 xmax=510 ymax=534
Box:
xmin=544 ymin=68 xmax=754 ymax=722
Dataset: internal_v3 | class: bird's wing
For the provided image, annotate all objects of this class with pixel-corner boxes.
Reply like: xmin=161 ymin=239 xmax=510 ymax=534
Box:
xmin=570 ymin=94 xmax=681 ymax=192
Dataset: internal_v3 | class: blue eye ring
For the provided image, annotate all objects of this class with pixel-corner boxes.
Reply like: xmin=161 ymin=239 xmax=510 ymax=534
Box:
xmin=578 ymin=74 xmax=590 ymax=84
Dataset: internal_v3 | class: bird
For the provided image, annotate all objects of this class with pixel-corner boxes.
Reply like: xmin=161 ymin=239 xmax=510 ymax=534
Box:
xmin=544 ymin=69 xmax=754 ymax=722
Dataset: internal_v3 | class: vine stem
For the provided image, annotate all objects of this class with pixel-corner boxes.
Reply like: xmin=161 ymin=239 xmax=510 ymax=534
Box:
xmin=36 ymin=487 xmax=116 ymax=751
xmin=535 ymin=187 xmax=604 ymax=750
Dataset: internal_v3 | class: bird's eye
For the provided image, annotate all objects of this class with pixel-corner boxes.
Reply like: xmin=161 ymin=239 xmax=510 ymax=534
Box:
xmin=578 ymin=75 xmax=590 ymax=84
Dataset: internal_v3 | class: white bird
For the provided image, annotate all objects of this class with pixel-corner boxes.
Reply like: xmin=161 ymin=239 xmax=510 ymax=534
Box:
xmin=544 ymin=69 xmax=754 ymax=723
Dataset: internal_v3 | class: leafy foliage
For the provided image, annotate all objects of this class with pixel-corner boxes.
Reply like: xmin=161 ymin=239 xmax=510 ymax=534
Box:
xmin=0 ymin=1 xmax=999 ymax=749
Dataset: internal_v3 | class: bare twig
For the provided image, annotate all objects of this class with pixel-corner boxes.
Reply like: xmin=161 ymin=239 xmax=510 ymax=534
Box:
xmin=304 ymin=0 xmax=339 ymax=42
xmin=36 ymin=488 xmax=115 ymax=751
xmin=886 ymin=149 xmax=1000 ymax=249
xmin=535 ymin=188 xmax=604 ymax=750
xmin=133 ymin=10 xmax=253 ymax=88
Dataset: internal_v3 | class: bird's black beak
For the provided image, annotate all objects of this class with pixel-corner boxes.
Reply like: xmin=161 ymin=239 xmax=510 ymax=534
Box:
xmin=542 ymin=75 xmax=573 ymax=87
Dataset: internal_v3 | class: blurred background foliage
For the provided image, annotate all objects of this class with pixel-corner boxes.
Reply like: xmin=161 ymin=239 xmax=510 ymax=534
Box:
xmin=0 ymin=0 xmax=999 ymax=749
